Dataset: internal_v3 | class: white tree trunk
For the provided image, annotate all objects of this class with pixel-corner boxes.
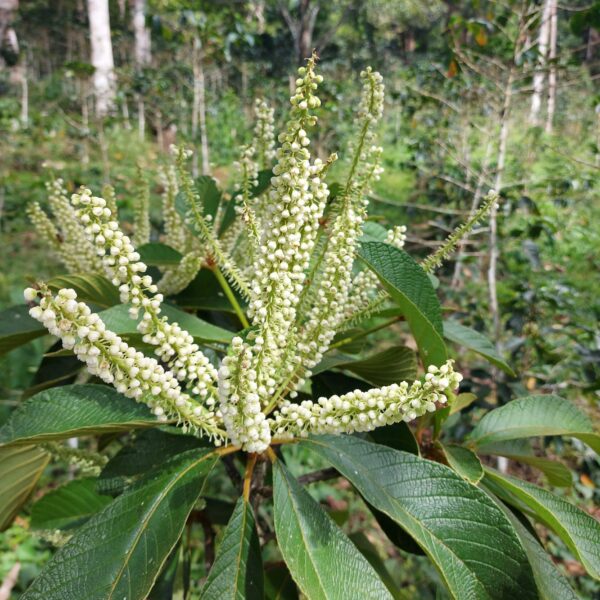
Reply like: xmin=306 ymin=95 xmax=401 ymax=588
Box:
xmin=545 ymin=0 xmax=558 ymax=134
xmin=87 ymin=0 xmax=116 ymax=117
xmin=133 ymin=0 xmax=151 ymax=67
xmin=192 ymin=37 xmax=210 ymax=176
xmin=529 ymin=0 xmax=551 ymax=126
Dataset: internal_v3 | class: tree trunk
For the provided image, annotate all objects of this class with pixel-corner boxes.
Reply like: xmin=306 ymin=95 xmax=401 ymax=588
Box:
xmin=280 ymin=0 xmax=320 ymax=65
xmin=545 ymin=0 xmax=558 ymax=134
xmin=529 ymin=0 xmax=551 ymax=126
xmin=87 ymin=0 xmax=116 ymax=118
xmin=132 ymin=0 xmax=151 ymax=67
xmin=192 ymin=36 xmax=210 ymax=176
xmin=0 ymin=0 xmax=18 ymax=70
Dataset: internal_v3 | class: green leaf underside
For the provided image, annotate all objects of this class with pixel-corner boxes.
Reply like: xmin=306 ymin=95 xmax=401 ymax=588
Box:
xmin=0 ymin=445 xmax=49 ymax=531
xmin=0 ymin=385 xmax=157 ymax=446
xmin=201 ymin=497 xmax=264 ymax=599
xmin=302 ymin=435 xmax=537 ymax=600
xmin=443 ymin=320 xmax=515 ymax=376
xmin=48 ymin=274 xmax=121 ymax=308
xmin=470 ymin=395 xmax=600 ymax=453
xmin=23 ymin=449 xmax=218 ymax=600
xmin=484 ymin=489 xmax=578 ymax=600
xmin=0 ymin=305 xmax=46 ymax=357
xmin=315 ymin=346 xmax=417 ymax=386
xmin=484 ymin=468 xmax=600 ymax=580
xmin=273 ymin=459 xmax=393 ymax=600
xmin=137 ymin=243 xmax=183 ymax=266
xmin=99 ymin=303 xmax=234 ymax=344
xmin=97 ymin=429 xmax=207 ymax=495
xmin=358 ymin=242 xmax=447 ymax=367
xmin=31 ymin=478 xmax=112 ymax=530
xmin=441 ymin=444 xmax=484 ymax=484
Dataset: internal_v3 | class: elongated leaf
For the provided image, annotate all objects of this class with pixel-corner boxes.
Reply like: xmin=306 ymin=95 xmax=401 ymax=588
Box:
xmin=443 ymin=320 xmax=515 ymax=376
xmin=483 ymin=490 xmax=578 ymax=600
xmin=201 ymin=497 xmax=263 ymax=599
xmin=99 ymin=303 xmax=234 ymax=344
xmin=369 ymin=422 xmax=419 ymax=455
xmin=31 ymin=478 xmax=112 ymax=530
xmin=440 ymin=444 xmax=483 ymax=484
xmin=358 ymin=242 xmax=446 ymax=366
xmin=196 ymin=175 xmax=222 ymax=220
xmin=0 ymin=305 xmax=46 ymax=356
xmin=0 ymin=445 xmax=49 ymax=531
xmin=23 ymin=449 xmax=218 ymax=600
xmin=470 ymin=395 xmax=600 ymax=452
xmin=174 ymin=269 xmax=236 ymax=312
xmin=98 ymin=429 xmax=207 ymax=495
xmin=48 ymin=274 xmax=120 ymax=308
xmin=273 ymin=459 xmax=393 ymax=600
xmin=449 ymin=392 xmax=477 ymax=415
xmin=137 ymin=243 xmax=183 ymax=266
xmin=0 ymin=385 xmax=157 ymax=446
xmin=303 ymin=435 xmax=537 ymax=600
xmin=360 ymin=221 xmax=388 ymax=243
xmin=484 ymin=468 xmax=600 ymax=580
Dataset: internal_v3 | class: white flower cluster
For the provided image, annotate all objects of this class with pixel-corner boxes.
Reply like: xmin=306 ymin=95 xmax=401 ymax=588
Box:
xmin=253 ymin=98 xmax=276 ymax=168
xmin=25 ymin=287 xmax=224 ymax=441
xmin=71 ymin=189 xmax=219 ymax=403
xmin=270 ymin=361 xmax=462 ymax=438
xmin=132 ymin=169 xmax=151 ymax=247
xmin=28 ymin=61 xmax=465 ymax=454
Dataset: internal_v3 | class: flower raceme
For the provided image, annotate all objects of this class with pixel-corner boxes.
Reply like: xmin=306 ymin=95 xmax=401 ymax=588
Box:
xmin=25 ymin=59 xmax=463 ymax=453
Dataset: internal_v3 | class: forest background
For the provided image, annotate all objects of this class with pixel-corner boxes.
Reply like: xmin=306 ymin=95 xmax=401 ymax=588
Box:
xmin=0 ymin=0 xmax=599 ymax=597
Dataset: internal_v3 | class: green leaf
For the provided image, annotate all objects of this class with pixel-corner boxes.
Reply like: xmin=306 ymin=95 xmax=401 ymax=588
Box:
xmin=358 ymin=242 xmax=447 ymax=366
xmin=99 ymin=303 xmax=234 ymax=344
xmin=196 ymin=175 xmax=222 ymax=220
xmin=98 ymin=429 xmax=207 ymax=495
xmin=360 ymin=221 xmax=388 ymax=243
xmin=137 ymin=243 xmax=184 ymax=266
xmin=0 ymin=305 xmax=46 ymax=357
xmin=47 ymin=274 xmax=121 ymax=308
xmin=315 ymin=346 xmax=417 ymax=386
xmin=264 ymin=564 xmax=298 ymax=600
xmin=482 ymin=484 xmax=578 ymax=600
xmin=174 ymin=269 xmax=237 ymax=312
xmin=0 ymin=445 xmax=49 ymax=531
xmin=469 ymin=395 xmax=600 ymax=452
xmin=201 ymin=497 xmax=264 ymax=599
xmin=484 ymin=468 xmax=600 ymax=580
xmin=302 ymin=435 xmax=537 ymax=600
xmin=443 ymin=320 xmax=515 ymax=376
xmin=479 ymin=442 xmax=572 ymax=487
xmin=30 ymin=478 xmax=112 ymax=530
xmin=440 ymin=444 xmax=483 ymax=484
xmin=449 ymin=392 xmax=477 ymax=415
xmin=273 ymin=459 xmax=393 ymax=600
xmin=0 ymin=384 xmax=157 ymax=446
xmin=23 ymin=449 xmax=218 ymax=600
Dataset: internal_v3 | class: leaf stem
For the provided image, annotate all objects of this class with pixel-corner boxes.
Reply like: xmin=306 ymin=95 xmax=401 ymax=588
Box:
xmin=243 ymin=453 xmax=258 ymax=501
xmin=213 ymin=267 xmax=250 ymax=329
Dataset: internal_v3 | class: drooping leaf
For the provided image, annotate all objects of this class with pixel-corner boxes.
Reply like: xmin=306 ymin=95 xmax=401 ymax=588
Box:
xmin=358 ymin=242 xmax=447 ymax=366
xmin=0 ymin=385 xmax=157 ymax=446
xmin=0 ymin=445 xmax=49 ymax=531
xmin=0 ymin=305 xmax=46 ymax=357
xmin=273 ymin=459 xmax=393 ymax=600
xmin=137 ymin=243 xmax=183 ymax=266
xmin=443 ymin=320 xmax=515 ymax=377
xmin=201 ymin=497 xmax=264 ymax=599
xmin=23 ymin=449 xmax=218 ymax=600
xmin=449 ymin=392 xmax=477 ymax=415
xmin=440 ymin=444 xmax=484 ymax=484
xmin=99 ymin=302 xmax=234 ymax=344
xmin=483 ymin=488 xmax=578 ymax=600
xmin=302 ymin=435 xmax=537 ymax=600
xmin=484 ymin=468 xmax=600 ymax=580
xmin=47 ymin=274 xmax=121 ymax=308
xmin=469 ymin=395 xmax=600 ymax=452
xmin=30 ymin=478 xmax=112 ymax=530
xmin=97 ymin=428 xmax=207 ymax=495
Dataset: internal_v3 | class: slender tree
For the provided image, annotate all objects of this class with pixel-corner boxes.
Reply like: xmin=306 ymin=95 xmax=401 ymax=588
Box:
xmin=529 ymin=0 xmax=551 ymax=126
xmin=87 ymin=0 xmax=116 ymax=117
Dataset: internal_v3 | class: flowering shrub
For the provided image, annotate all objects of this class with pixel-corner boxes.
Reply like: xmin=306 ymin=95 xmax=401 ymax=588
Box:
xmin=1 ymin=56 xmax=599 ymax=599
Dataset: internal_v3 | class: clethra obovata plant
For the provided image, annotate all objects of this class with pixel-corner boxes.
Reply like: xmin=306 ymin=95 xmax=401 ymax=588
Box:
xmin=2 ymin=54 xmax=598 ymax=600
